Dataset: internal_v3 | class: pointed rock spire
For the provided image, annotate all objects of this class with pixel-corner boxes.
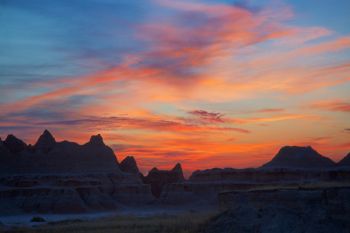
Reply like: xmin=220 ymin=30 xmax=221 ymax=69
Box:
xmin=88 ymin=134 xmax=105 ymax=146
xmin=172 ymin=163 xmax=182 ymax=172
xmin=35 ymin=129 xmax=56 ymax=153
xmin=4 ymin=134 xmax=27 ymax=154
xmin=120 ymin=156 xmax=140 ymax=174
xmin=172 ymin=163 xmax=185 ymax=180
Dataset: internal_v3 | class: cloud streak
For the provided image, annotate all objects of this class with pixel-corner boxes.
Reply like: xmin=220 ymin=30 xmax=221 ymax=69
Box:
xmin=310 ymin=100 xmax=350 ymax=112
xmin=188 ymin=110 xmax=225 ymax=123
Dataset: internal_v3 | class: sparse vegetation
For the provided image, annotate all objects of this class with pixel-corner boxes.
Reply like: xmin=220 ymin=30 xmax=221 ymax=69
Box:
xmin=243 ymin=181 xmax=350 ymax=192
xmin=30 ymin=217 xmax=46 ymax=223
xmin=2 ymin=212 xmax=217 ymax=233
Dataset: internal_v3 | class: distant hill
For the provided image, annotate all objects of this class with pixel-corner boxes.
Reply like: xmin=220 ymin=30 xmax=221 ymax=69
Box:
xmin=262 ymin=146 xmax=335 ymax=169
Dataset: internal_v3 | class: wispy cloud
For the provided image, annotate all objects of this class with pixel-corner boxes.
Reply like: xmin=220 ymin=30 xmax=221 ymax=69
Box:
xmin=188 ymin=110 xmax=225 ymax=123
xmin=0 ymin=113 xmax=250 ymax=135
xmin=254 ymin=108 xmax=285 ymax=113
xmin=310 ymin=100 xmax=350 ymax=112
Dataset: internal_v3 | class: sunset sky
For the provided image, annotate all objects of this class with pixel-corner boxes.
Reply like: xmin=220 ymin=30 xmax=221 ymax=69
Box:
xmin=1 ymin=0 xmax=350 ymax=175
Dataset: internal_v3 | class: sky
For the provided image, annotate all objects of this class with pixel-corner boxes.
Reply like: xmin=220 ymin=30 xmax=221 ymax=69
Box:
xmin=0 ymin=0 xmax=350 ymax=175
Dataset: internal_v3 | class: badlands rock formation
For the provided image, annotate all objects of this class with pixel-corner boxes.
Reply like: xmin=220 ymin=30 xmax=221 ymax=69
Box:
xmin=120 ymin=156 xmax=140 ymax=174
xmin=338 ymin=152 xmax=350 ymax=167
xmin=201 ymin=187 xmax=350 ymax=233
xmin=1 ymin=131 xmax=350 ymax=216
xmin=0 ymin=131 xmax=120 ymax=174
xmin=262 ymin=146 xmax=335 ymax=169
xmin=161 ymin=146 xmax=350 ymax=205
xmin=34 ymin=129 xmax=56 ymax=153
xmin=144 ymin=163 xmax=185 ymax=197
xmin=0 ymin=130 xmax=154 ymax=214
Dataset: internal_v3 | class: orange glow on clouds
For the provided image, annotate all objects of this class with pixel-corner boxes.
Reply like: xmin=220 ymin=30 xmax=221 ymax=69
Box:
xmin=1 ymin=0 xmax=350 ymax=174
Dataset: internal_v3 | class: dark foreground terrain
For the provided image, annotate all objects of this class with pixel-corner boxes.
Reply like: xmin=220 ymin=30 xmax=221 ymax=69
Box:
xmin=208 ymin=186 xmax=350 ymax=233
xmin=2 ymin=184 xmax=349 ymax=233
xmin=0 ymin=212 xmax=216 ymax=233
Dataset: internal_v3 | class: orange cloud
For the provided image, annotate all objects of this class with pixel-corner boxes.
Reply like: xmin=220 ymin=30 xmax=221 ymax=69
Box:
xmin=1 ymin=0 xmax=350 ymax=174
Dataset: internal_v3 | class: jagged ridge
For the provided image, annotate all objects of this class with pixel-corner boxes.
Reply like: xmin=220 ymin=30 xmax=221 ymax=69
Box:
xmin=0 ymin=130 xmax=120 ymax=174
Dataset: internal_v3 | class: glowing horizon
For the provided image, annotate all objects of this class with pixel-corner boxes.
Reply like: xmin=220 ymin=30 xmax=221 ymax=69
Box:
xmin=1 ymin=0 xmax=350 ymax=175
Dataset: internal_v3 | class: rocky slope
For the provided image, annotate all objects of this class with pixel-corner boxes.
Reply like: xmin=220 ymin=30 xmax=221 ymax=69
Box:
xmin=262 ymin=146 xmax=335 ymax=169
xmin=201 ymin=187 xmax=350 ymax=233
xmin=143 ymin=163 xmax=185 ymax=197
xmin=120 ymin=156 xmax=140 ymax=174
xmin=338 ymin=152 xmax=350 ymax=167
xmin=0 ymin=173 xmax=154 ymax=215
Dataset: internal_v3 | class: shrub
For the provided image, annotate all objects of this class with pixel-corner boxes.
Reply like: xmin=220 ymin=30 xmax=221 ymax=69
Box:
xmin=31 ymin=216 xmax=46 ymax=222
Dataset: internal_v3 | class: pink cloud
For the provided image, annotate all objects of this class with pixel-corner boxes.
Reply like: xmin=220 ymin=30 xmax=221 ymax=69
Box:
xmin=188 ymin=110 xmax=225 ymax=123
xmin=310 ymin=100 xmax=350 ymax=112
